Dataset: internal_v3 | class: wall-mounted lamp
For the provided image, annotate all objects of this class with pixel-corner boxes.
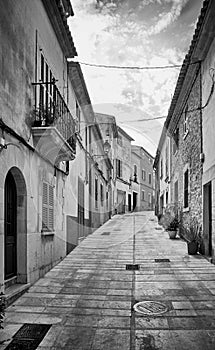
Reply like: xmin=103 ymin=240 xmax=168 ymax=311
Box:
xmin=93 ymin=140 xmax=111 ymax=158
xmin=0 ymin=137 xmax=21 ymax=153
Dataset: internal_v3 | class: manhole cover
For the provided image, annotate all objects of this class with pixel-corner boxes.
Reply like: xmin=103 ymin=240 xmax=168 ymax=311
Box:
xmin=133 ymin=301 xmax=168 ymax=315
xmin=126 ymin=264 xmax=140 ymax=270
xmin=101 ymin=232 xmax=110 ymax=235
xmin=155 ymin=259 xmax=170 ymax=262
xmin=5 ymin=324 xmax=51 ymax=350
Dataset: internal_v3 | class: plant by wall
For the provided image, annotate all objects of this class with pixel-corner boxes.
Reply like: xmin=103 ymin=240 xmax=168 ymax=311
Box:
xmin=0 ymin=292 xmax=5 ymax=329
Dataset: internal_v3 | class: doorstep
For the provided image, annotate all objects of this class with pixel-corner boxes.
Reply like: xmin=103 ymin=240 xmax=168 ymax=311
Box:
xmin=4 ymin=283 xmax=31 ymax=307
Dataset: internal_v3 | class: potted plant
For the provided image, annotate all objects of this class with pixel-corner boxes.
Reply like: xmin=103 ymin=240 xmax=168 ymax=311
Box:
xmin=0 ymin=292 xmax=5 ymax=329
xmin=166 ymin=217 xmax=178 ymax=239
xmin=180 ymin=218 xmax=202 ymax=255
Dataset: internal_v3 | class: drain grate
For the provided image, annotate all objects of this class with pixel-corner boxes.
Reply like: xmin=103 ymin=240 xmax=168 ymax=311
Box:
xmin=133 ymin=301 xmax=168 ymax=316
xmin=126 ymin=264 xmax=140 ymax=270
xmin=5 ymin=323 xmax=52 ymax=350
xmin=101 ymin=232 xmax=110 ymax=235
xmin=155 ymin=259 xmax=170 ymax=262
xmin=155 ymin=227 xmax=162 ymax=230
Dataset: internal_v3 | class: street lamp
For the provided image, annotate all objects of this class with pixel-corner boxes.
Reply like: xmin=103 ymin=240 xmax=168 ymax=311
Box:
xmin=93 ymin=140 xmax=111 ymax=157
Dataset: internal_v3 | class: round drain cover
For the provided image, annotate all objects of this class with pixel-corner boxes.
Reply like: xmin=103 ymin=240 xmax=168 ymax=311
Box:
xmin=133 ymin=301 xmax=168 ymax=316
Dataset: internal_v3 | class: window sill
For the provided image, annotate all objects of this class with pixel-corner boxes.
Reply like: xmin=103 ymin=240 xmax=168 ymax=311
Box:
xmin=41 ymin=231 xmax=55 ymax=236
xmin=183 ymin=207 xmax=190 ymax=213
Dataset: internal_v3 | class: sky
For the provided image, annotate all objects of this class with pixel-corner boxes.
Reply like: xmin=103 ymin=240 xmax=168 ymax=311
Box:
xmin=69 ymin=0 xmax=203 ymax=156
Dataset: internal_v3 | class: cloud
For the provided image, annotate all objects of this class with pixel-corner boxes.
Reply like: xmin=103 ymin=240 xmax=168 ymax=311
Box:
xmin=148 ymin=0 xmax=190 ymax=35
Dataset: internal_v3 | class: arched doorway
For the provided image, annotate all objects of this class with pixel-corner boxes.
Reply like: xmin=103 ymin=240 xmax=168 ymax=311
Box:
xmin=5 ymin=172 xmax=17 ymax=279
xmin=4 ymin=167 xmax=27 ymax=283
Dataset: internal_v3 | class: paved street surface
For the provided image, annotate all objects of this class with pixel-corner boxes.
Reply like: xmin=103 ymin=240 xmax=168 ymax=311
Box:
xmin=1 ymin=211 xmax=215 ymax=350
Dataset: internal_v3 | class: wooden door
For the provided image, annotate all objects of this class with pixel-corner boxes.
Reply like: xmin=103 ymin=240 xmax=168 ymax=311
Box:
xmin=203 ymin=182 xmax=212 ymax=255
xmin=5 ymin=172 xmax=17 ymax=279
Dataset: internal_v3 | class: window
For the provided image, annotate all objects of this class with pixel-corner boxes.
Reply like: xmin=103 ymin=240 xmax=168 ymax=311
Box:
xmin=76 ymin=101 xmax=80 ymax=132
xmin=184 ymin=169 xmax=189 ymax=208
xmin=116 ymin=159 xmax=122 ymax=178
xmin=42 ymin=182 xmax=54 ymax=231
xmin=100 ymin=183 xmax=104 ymax=206
xmin=149 ymin=173 xmax=152 ymax=185
xmin=173 ymin=128 xmax=179 ymax=154
xmin=160 ymin=159 xmax=163 ymax=179
xmin=117 ymin=135 xmax=122 ymax=146
xmin=134 ymin=164 xmax=137 ymax=175
xmin=142 ymin=190 xmax=145 ymax=201
xmin=165 ymin=143 xmax=169 ymax=178
xmin=142 ymin=170 xmax=146 ymax=181
xmin=166 ymin=191 xmax=168 ymax=205
xmin=95 ymin=177 xmax=98 ymax=208
xmin=148 ymin=193 xmax=152 ymax=206
xmin=174 ymin=180 xmax=178 ymax=205
xmin=39 ymin=52 xmax=55 ymax=118
xmin=184 ymin=106 xmax=188 ymax=135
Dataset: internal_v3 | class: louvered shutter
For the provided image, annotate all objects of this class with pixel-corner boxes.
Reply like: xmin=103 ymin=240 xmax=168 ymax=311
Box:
xmin=42 ymin=182 xmax=54 ymax=231
xmin=42 ymin=182 xmax=49 ymax=230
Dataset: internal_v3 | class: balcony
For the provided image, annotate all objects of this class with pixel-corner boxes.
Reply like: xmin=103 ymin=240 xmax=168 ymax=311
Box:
xmin=31 ymin=82 xmax=76 ymax=165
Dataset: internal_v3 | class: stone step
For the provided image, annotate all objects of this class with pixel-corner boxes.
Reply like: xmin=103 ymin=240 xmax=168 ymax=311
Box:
xmin=5 ymin=283 xmax=30 ymax=307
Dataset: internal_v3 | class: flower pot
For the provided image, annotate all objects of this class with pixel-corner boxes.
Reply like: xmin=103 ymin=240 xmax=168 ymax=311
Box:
xmin=187 ymin=241 xmax=198 ymax=255
xmin=167 ymin=230 xmax=177 ymax=239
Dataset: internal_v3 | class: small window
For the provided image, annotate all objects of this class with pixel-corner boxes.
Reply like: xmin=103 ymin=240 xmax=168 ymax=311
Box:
xmin=134 ymin=164 xmax=137 ymax=175
xmin=116 ymin=159 xmax=122 ymax=178
xmin=142 ymin=170 xmax=146 ymax=181
xmin=184 ymin=169 xmax=189 ymax=208
xmin=76 ymin=101 xmax=81 ymax=133
xmin=149 ymin=173 xmax=152 ymax=185
xmin=160 ymin=159 xmax=163 ymax=179
xmin=142 ymin=190 xmax=145 ymax=201
xmin=184 ymin=106 xmax=188 ymax=135
xmin=148 ymin=193 xmax=152 ymax=206
xmin=173 ymin=128 xmax=179 ymax=154
xmin=100 ymin=183 xmax=104 ymax=206
xmin=117 ymin=135 xmax=122 ymax=146
xmin=95 ymin=177 xmax=98 ymax=208
xmin=42 ymin=182 xmax=54 ymax=231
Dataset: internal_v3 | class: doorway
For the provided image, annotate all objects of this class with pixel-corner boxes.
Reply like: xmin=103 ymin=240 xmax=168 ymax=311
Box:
xmin=128 ymin=194 xmax=132 ymax=212
xmin=133 ymin=192 xmax=137 ymax=211
xmin=78 ymin=177 xmax=85 ymax=240
xmin=5 ymin=171 xmax=17 ymax=280
xmin=203 ymin=181 xmax=212 ymax=256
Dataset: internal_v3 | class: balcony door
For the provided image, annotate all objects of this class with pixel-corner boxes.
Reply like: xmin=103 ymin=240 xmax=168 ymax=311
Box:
xmin=5 ymin=171 xmax=17 ymax=280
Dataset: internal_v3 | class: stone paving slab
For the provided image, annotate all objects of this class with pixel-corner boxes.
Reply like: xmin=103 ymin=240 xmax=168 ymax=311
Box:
xmin=1 ymin=211 xmax=215 ymax=349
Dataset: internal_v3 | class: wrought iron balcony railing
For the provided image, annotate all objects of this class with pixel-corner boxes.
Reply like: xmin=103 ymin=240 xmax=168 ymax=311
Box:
xmin=33 ymin=81 xmax=76 ymax=152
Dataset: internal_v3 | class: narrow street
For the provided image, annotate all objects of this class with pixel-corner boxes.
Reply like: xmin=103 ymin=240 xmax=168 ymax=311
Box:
xmin=1 ymin=211 xmax=215 ymax=350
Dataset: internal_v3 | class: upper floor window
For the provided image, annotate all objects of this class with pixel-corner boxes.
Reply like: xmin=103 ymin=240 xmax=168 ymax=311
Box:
xmin=117 ymin=135 xmax=122 ymax=146
xmin=149 ymin=173 xmax=152 ymax=185
xmin=142 ymin=170 xmax=146 ymax=181
xmin=142 ymin=190 xmax=145 ymax=201
xmin=184 ymin=106 xmax=188 ymax=135
xmin=165 ymin=143 xmax=169 ymax=178
xmin=134 ymin=164 xmax=137 ymax=175
xmin=160 ymin=159 xmax=163 ymax=179
xmin=116 ymin=159 xmax=122 ymax=178
xmin=76 ymin=101 xmax=80 ymax=132
xmin=100 ymin=183 xmax=104 ymax=206
xmin=173 ymin=128 xmax=179 ymax=154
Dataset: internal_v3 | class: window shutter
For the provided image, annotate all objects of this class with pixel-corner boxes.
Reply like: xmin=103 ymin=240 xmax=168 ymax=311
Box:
xmin=48 ymin=185 xmax=54 ymax=230
xmin=42 ymin=182 xmax=49 ymax=230
xmin=42 ymin=182 xmax=54 ymax=231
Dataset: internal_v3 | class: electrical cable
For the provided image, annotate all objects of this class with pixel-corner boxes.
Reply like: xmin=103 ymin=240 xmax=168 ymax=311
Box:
xmin=76 ymin=60 xmax=200 ymax=70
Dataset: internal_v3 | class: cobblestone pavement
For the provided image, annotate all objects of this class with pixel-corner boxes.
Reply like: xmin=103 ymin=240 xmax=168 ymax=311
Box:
xmin=1 ymin=211 xmax=215 ymax=349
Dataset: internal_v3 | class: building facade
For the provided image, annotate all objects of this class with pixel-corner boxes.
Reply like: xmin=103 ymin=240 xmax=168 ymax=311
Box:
xmin=132 ymin=145 xmax=154 ymax=211
xmin=0 ymin=0 xmax=111 ymax=296
xmin=154 ymin=0 xmax=215 ymax=261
